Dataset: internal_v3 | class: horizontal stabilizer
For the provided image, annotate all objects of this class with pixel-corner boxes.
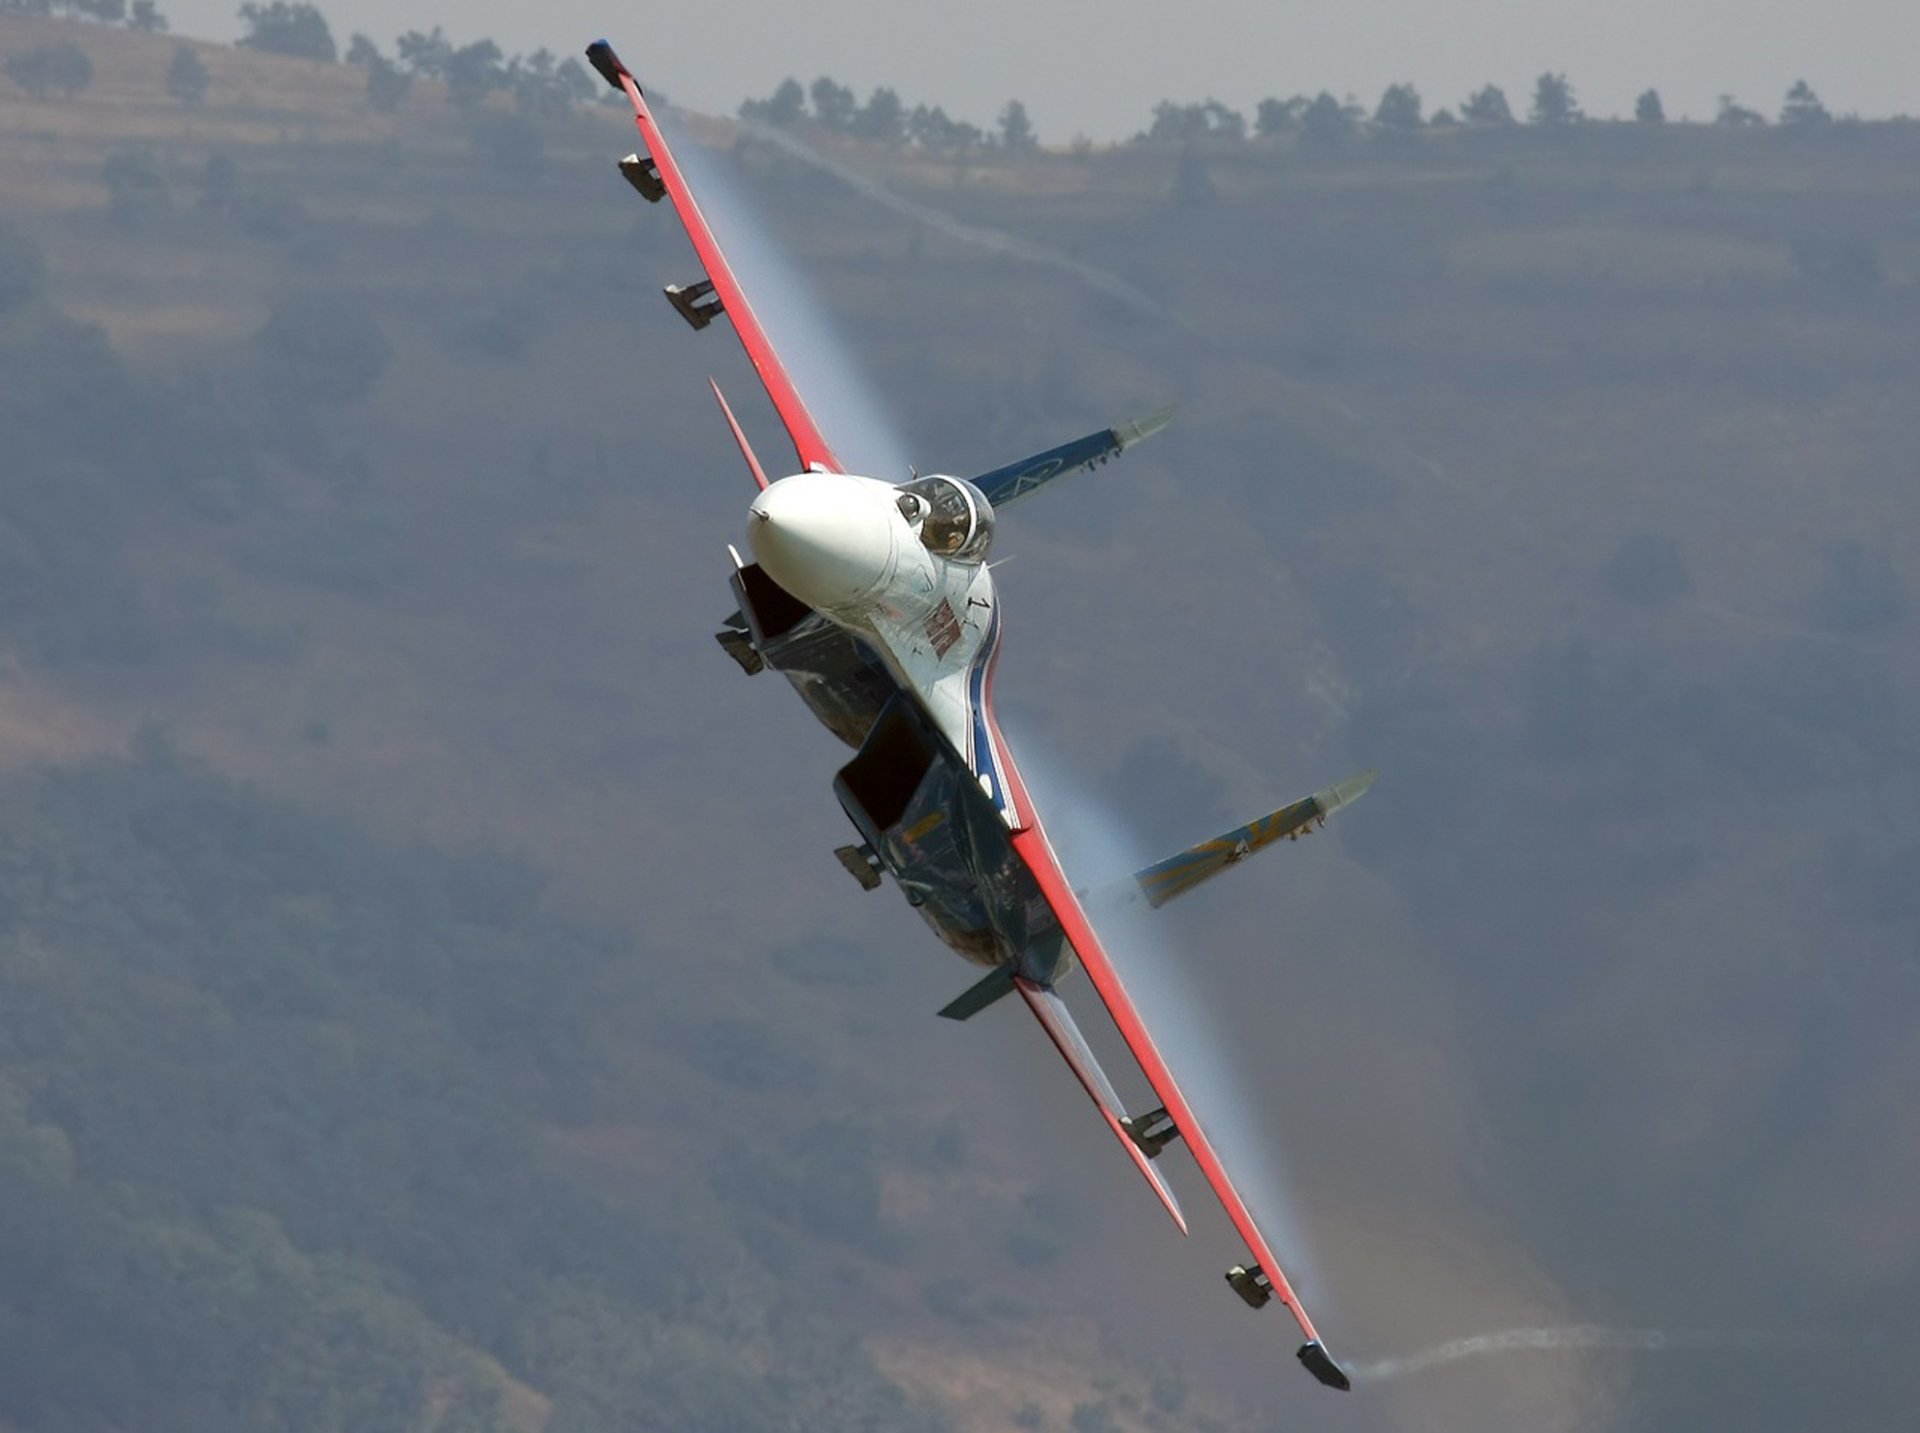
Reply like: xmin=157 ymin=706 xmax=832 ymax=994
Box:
xmin=1133 ymin=768 xmax=1377 ymax=910
xmin=937 ymin=964 xmax=1016 ymax=1020
xmin=1015 ymin=978 xmax=1187 ymax=1233
xmin=969 ymin=403 xmax=1175 ymax=507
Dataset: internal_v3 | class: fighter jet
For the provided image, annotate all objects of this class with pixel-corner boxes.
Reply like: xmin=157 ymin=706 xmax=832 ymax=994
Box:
xmin=586 ymin=38 xmax=1373 ymax=1391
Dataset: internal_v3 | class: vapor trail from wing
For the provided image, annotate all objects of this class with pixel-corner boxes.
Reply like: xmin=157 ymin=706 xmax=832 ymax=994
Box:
xmin=736 ymin=119 xmax=1556 ymax=550
xmin=1348 ymin=1325 xmax=1798 ymax=1383
xmin=738 ymin=122 xmax=1170 ymax=323
xmin=1011 ymin=740 xmax=1329 ymax=1297
xmin=656 ymin=106 xmax=917 ymax=482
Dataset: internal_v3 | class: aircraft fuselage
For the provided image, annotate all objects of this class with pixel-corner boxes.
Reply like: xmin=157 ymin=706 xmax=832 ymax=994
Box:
xmin=731 ymin=472 xmax=1069 ymax=982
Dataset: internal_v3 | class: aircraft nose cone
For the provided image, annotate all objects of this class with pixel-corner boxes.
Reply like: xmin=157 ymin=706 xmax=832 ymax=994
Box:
xmin=748 ymin=475 xmax=898 ymax=612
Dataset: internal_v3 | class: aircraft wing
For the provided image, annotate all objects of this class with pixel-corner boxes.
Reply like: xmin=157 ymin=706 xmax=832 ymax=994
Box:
xmin=586 ymin=40 xmax=842 ymax=474
xmin=1007 ymin=819 xmax=1353 ymax=1391
xmin=969 ymin=404 xmax=1175 ymax=507
xmin=1133 ymin=769 xmax=1377 ymax=909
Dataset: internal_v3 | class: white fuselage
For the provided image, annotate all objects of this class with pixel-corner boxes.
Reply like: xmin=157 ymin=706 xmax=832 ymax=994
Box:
xmin=747 ymin=472 xmax=1018 ymax=826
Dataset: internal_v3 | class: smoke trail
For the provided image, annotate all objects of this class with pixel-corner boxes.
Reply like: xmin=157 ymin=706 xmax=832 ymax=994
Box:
xmin=654 ymin=108 xmax=918 ymax=482
xmin=1348 ymin=1325 xmax=1794 ymax=1383
xmin=737 ymin=121 xmax=1171 ymax=323
xmin=1004 ymin=735 xmax=1329 ymax=1295
xmin=733 ymin=116 xmax=1556 ymax=558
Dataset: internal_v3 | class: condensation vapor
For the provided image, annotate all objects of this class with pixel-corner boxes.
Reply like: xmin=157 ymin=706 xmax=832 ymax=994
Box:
xmin=1006 ymin=735 xmax=1330 ymax=1298
xmin=710 ymin=110 xmax=1840 ymax=1403
xmin=738 ymin=122 xmax=1171 ymax=324
xmin=1348 ymin=1325 xmax=1797 ymax=1383
xmin=653 ymin=106 xmax=917 ymax=483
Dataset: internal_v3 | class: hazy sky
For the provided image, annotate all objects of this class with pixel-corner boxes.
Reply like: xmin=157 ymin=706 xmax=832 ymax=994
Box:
xmin=165 ymin=0 xmax=1915 ymax=140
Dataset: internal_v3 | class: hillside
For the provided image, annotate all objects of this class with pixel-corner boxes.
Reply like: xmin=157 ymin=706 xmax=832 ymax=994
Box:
xmin=1 ymin=13 xmax=1917 ymax=1433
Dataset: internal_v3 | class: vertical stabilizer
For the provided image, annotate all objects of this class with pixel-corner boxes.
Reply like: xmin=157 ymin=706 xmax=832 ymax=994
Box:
xmin=708 ymin=377 xmax=770 ymax=491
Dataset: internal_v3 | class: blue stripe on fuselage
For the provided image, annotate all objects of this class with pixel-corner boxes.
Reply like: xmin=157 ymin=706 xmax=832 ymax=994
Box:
xmin=966 ymin=603 xmax=1009 ymax=817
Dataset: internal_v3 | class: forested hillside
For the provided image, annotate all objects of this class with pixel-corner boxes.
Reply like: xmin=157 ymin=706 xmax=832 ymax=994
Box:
xmin=1 ymin=9 xmax=1916 ymax=1433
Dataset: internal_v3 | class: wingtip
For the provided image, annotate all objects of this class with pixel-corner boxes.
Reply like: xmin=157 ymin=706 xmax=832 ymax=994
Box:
xmin=1115 ymin=401 xmax=1178 ymax=448
xmin=584 ymin=39 xmax=632 ymax=93
xmin=1297 ymin=1341 xmax=1353 ymax=1392
xmin=1315 ymin=766 xmax=1378 ymax=814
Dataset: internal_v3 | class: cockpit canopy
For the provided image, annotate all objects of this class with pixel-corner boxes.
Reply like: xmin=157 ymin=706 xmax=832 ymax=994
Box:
xmin=895 ymin=475 xmax=995 ymax=563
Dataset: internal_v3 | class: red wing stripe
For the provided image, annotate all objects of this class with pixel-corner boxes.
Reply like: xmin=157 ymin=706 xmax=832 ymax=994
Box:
xmin=1015 ymin=978 xmax=1188 ymax=1234
xmin=602 ymin=50 xmax=841 ymax=474
xmin=1010 ymin=822 xmax=1327 ymax=1350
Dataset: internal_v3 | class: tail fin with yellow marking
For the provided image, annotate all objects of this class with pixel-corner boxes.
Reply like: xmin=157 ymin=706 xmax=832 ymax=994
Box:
xmin=1131 ymin=768 xmax=1377 ymax=909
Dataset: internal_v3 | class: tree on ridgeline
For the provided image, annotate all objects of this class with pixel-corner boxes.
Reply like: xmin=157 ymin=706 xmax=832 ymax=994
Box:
xmin=1147 ymin=101 xmax=1203 ymax=143
xmin=5 ymin=42 xmax=93 ymax=101
xmin=1146 ymin=99 xmax=1245 ymax=144
xmin=739 ymin=77 xmax=806 ymax=126
xmin=999 ymin=98 xmax=1036 ymax=150
xmin=810 ymin=76 xmax=857 ymax=129
xmin=853 ymin=86 xmax=906 ymax=144
xmin=366 ymin=54 xmax=410 ymax=112
xmin=1298 ymin=91 xmax=1360 ymax=148
xmin=445 ymin=40 xmax=505 ymax=108
xmin=364 ymin=28 xmax=587 ymax=115
xmin=1635 ymin=88 xmax=1665 ymax=123
xmin=236 ymin=3 xmax=337 ymax=64
xmin=1254 ymin=95 xmax=1307 ymax=136
xmin=1716 ymin=93 xmax=1765 ymax=126
xmin=1461 ymin=84 xmax=1515 ymax=125
xmin=129 ymin=0 xmax=167 ymax=30
xmin=70 ymin=0 xmax=127 ymax=20
xmin=1204 ymin=99 xmax=1246 ymax=141
xmin=906 ymin=103 xmax=942 ymax=146
xmin=395 ymin=27 xmax=454 ymax=80
xmin=508 ymin=49 xmax=593 ymax=117
xmin=907 ymin=104 xmax=980 ymax=153
xmin=1374 ymin=82 xmax=1423 ymax=131
xmin=1530 ymin=72 xmax=1580 ymax=124
xmin=765 ymin=76 xmax=806 ymax=125
xmin=166 ymin=43 xmax=208 ymax=106
xmin=1781 ymin=80 xmax=1831 ymax=126
xmin=343 ymin=33 xmax=412 ymax=112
